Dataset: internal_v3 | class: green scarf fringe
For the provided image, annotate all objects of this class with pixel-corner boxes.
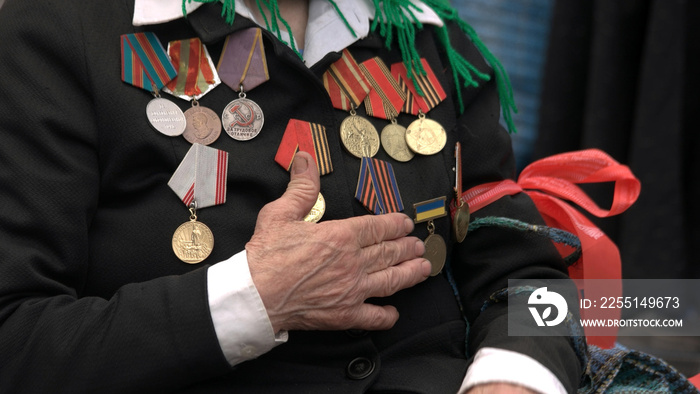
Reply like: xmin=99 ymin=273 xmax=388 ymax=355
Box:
xmin=183 ymin=0 xmax=518 ymax=133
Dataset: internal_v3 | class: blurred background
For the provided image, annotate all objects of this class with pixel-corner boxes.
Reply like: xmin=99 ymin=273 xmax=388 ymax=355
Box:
xmin=456 ymin=0 xmax=700 ymax=378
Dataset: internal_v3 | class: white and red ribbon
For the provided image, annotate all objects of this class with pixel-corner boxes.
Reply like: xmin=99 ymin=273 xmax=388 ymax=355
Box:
xmin=168 ymin=143 xmax=228 ymax=208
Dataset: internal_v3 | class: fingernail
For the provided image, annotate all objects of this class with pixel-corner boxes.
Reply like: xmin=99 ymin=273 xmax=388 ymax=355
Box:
xmin=415 ymin=240 xmax=425 ymax=256
xmin=421 ymin=260 xmax=432 ymax=277
xmin=403 ymin=217 xmax=414 ymax=233
xmin=292 ymin=154 xmax=308 ymax=175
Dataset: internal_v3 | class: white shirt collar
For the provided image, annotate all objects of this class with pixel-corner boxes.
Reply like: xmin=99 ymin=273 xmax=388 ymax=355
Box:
xmin=133 ymin=0 xmax=442 ymax=66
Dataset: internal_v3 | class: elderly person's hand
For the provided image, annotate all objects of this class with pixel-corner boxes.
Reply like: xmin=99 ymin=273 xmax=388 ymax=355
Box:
xmin=246 ymin=152 xmax=431 ymax=333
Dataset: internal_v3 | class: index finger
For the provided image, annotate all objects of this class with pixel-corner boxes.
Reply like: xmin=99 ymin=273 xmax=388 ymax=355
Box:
xmin=345 ymin=213 xmax=414 ymax=247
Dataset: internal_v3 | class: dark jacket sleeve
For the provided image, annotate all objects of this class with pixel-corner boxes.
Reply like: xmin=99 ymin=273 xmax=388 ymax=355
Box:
xmin=437 ymin=21 xmax=584 ymax=392
xmin=0 ymin=2 xmax=232 ymax=392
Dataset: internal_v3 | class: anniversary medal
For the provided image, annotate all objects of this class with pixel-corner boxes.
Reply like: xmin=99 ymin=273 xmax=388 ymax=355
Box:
xmin=218 ymin=28 xmax=269 ymax=141
xmin=120 ymin=32 xmax=185 ymax=136
xmin=322 ymin=50 xmax=379 ymax=158
xmin=414 ymin=197 xmax=448 ymax=276
xmin=452 ymin=142 xmax=470 ymax=243
xmin=359 ymin=57 xmax=412 ymax=162
xmin=392 ymin=59 xmax=448 ymax=155
xmin=163 ymin=38 xmax=222 ymax=145
xmin=303 ymin=193 xmax=326 ymax=223
xmin=168 ymin=144 xmax=229 ymax=263
xmin=274 ymin=119 xmax=333 ymax=222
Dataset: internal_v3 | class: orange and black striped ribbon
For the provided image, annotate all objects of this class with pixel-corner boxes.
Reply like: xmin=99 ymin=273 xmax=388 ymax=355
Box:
xmin=275 ymin=119 xmax=333 ymax=176
xmin=322 ymin=49 xmax=371 ymax=111
xmin=355 ymin=157 xmax=403 ymax=215
xmin=391 ymin=59 xmax=447 ymax=115
xmin=359 ymin=57 xmax=406 ymax=120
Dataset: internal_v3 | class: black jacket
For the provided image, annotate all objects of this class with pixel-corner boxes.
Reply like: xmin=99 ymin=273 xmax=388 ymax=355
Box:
xmin=0 ymin=0 xmax=581 ymax=392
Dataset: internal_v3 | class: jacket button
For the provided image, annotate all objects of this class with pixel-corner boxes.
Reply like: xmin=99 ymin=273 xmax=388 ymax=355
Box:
xmin=346 ymin=357 xmax=375 ymax=380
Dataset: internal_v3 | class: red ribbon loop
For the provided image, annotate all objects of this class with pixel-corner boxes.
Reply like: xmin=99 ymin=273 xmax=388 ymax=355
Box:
xmin=458 ymin=149 xmax=641 ymax=348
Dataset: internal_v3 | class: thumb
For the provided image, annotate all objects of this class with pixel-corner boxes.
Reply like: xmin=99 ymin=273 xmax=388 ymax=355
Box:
xmin=275 ymin=151 xmax=321 ymax=221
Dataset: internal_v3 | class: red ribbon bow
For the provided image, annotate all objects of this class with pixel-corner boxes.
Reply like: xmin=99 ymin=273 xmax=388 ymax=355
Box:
xmin=456 ymin=149 xmax=641 ymax=348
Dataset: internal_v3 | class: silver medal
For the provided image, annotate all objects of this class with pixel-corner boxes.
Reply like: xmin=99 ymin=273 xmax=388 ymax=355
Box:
xmin=146 ymin=97 xmax=186 ymax=137
xmin=221 ymin=92 xmax=264 ymax=141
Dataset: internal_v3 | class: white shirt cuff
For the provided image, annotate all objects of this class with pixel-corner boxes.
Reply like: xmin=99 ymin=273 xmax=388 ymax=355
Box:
xmin=459 ymin=347 xmax=566 ymax=394
xmin=207 ymin=250 xmax=287 ymax=366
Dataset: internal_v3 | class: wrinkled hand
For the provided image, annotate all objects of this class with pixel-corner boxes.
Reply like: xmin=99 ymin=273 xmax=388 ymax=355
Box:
xmin=246 ymin=152 xmax=431 ymax=333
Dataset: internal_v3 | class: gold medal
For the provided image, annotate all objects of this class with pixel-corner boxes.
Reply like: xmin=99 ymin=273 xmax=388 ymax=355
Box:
xmin=424 ymin=232 xmax=447 ymax=277
xmin=452 ymin=142 xmax=469 ymax=243
xmin=381 ymin=119 xmax=414 ymax=162
xmin=303 ymin=193 xmax=326 ymax=223
xmin=453 ymin=204 xmax=470 ymax=243
xmin=340 ymin=109 xmax=380 ymax=158
xmin=172 ymin=214 xmax=214 ymax=264
xmin=405 ymin=112 xmax=447 ymax=155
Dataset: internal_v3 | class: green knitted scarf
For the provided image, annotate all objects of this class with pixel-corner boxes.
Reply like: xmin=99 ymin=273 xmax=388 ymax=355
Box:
xmin=182 ymin=0 xmax=518 ymax=133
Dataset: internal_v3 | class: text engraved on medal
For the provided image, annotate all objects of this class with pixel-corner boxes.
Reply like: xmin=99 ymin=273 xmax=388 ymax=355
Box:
xmin=183 ymin=106 xmax=221 ymax=145
xmin=172 ymin=221 xmax=214 ymax=264
xmin=303 ymin=193 xmax=326 ymax=223
xmin=381 ymin=123 xmax=414 ymax=162
xmin=222 ymin=98 xmax=264 ymax=141
xmin=340 ymin=116 xmax=380 ymax=158
xmin=146 ymin=98 xmax=186 ymax=136
xmin=405 ymin=118 xmax=447 ymax=155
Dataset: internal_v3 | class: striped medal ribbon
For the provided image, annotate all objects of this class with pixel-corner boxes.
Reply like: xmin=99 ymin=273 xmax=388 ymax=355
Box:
xmin=218 ymin=28 xmax=268 ymax=141
xmin=275 ymin=119 xmax=333 ymax=176
xmin=413 ymin=196 xmax=447 ymax=276
xmin=120 ymin=32 xmax=186 ymax=137
xmin=392 ymin=59 xmax=448 ymax=156
xmin=164 ymin=38 xmax=223 ymax=145
xmin=358 ymin=57 xmax=413 ymax=162
xmin=167 ymin=144 xmax=229 ymax=264
xmin=323 ymin=50 xmax=380 ymax=159
xmin=355 ymin=157 xmax=404 ymax=215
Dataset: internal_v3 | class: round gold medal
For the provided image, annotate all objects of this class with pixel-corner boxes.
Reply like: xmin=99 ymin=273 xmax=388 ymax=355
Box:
xmin=405 ymin=114 xmax=447 ymax=155
xmin=303 ymin=193 xmax=326 ymax=223
xmin=340 ymin=114 xmax=380 ymax=158
xmin=452 ymin=203 xmax=470 ymax=243
xmin=172 ymin=220 xmax=214 ymax=264
xmin=424 ymin=233 xmax=446 ymax=276
xmin=381 ymin=121 xmax=414 ymax=162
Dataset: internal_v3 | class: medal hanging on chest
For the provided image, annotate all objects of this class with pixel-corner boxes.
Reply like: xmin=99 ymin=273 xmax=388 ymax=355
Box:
xmin=392 ymin=59 xmax=448 ymax=156
xmin=452 ymin=142 xmax=470 ymax=243
xmin=218 ymin=28 xmax=269 ymax=141
xmin=413 ymin=197 xmax=448 ymax=276
xmin=358 ymin=57 xmax=414 ymax=162
xmin=164 ymin=38 xmax=223 ymax=145
xmin=274 ymin=118 xmax=334 ymax=222
xmin=120 ymin=32 xmax=186 ymax=136
xmin=168 ymin=144 xmax=229 ymax=263
xmin=323 ymin=50 xmax=379 ymax=159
